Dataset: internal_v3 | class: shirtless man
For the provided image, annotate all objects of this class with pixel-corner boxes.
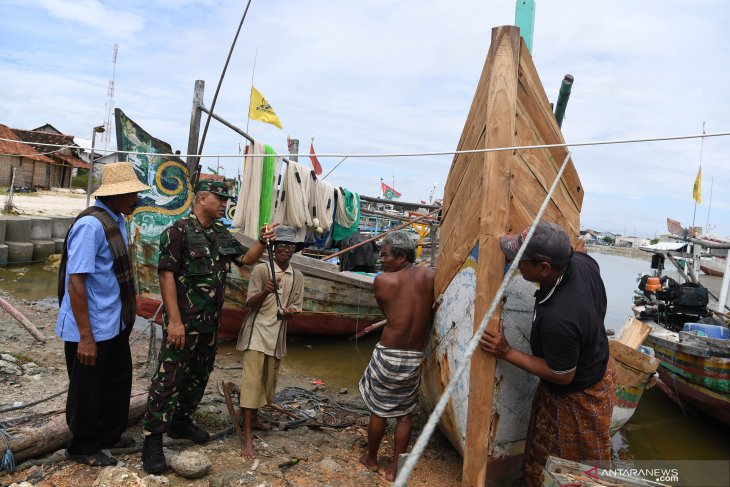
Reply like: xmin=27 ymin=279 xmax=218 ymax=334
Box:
xmin=358 ymin=231 xmax=435 ymax=481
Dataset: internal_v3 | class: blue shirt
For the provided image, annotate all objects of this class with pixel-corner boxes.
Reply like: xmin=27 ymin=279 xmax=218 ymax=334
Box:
xmin=56 ymin=200 xmax=129 ymax=342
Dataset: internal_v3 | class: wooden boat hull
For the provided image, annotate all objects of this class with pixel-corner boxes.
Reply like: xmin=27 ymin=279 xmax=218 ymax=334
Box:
xmin=642 ymin=322 xmax=730 ymax=424
xmin=421 ymin=26 xmax=585 ymax=486
xmin=135 ymin=233 xmax=382 ymax=340
xmin=700 ymin=257 xmax=726 ymax=277
xmin=654 ymin=368 xmax=730 ymax=425
xmin=609 ymin=340 xmax=659 ymax=434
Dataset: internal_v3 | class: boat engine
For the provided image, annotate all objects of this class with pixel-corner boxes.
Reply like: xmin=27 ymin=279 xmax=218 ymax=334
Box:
xmin=634 ymin=276 xmax=711 ymax=331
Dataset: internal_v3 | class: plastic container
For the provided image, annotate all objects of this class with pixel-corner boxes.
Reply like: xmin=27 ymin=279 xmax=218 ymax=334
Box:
xmin=682 ymin=323 xmax=729 ymax=340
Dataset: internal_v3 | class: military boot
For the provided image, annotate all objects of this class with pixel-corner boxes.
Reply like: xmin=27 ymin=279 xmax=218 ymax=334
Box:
xmin=142 ymin=433 xmax=168 ymax=474
xmin=168 ymin=416 xmax=210 ymax=444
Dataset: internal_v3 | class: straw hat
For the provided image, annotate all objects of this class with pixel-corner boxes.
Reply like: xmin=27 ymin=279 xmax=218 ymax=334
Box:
xmin=91 ymin=162 xmax=151 ymax=197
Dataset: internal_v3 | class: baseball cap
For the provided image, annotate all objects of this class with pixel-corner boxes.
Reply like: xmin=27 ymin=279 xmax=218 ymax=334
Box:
xmin=499 ymin=221 xmax=573 ymax=267
xmin=196 ymin=180 xmax=231 ymax=199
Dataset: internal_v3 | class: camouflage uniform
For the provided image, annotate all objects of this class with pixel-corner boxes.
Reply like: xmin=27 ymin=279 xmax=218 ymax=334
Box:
xmin=143 ymin=209 xmax=244 ymax=434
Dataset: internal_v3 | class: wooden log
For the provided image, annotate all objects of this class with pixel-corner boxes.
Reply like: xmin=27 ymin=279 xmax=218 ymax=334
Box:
xmin=0 ymin=391 xmax=147 ymax=462
xmin=0 ymin=295 xmax=46 ymax=343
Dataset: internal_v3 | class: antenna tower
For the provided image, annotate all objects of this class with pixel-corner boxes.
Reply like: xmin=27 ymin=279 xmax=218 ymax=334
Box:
xmin=102 ymin=43 xmax=118 ymax=149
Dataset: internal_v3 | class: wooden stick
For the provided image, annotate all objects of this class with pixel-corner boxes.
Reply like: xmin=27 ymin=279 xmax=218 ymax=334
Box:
xmin=0 ymin=295 xmax=46 ymax=343
xmin=266 ymin=402 xmax=300 ymax=420
xmin=349 ymin=319 xmax=387 ymax=340
xmin=325 ymin=208 xmax=442 ymax=263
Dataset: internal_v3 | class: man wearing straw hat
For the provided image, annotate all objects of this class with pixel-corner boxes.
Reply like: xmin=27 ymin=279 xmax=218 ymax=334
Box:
xmin=142 ymin=180 xmax=276 ymax=474
xmin=57 ymin=162 xmax=150 ymax=466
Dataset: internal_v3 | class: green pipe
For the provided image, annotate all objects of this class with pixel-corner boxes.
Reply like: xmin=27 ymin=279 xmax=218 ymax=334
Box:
xmin=554 ymin=74 xmax=574 ymax=128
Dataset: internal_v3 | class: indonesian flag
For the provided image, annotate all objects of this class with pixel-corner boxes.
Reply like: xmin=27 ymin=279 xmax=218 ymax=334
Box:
xmin=309 ymin=140 xmax=323 ymax=175
xmin=381 ymin=179 xmax=401 ymax=200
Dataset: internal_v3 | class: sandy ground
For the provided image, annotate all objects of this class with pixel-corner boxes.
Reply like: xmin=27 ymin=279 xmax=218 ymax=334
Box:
xmin=4 ymin=191 xmax=87 ymax=217
xmin=0 ymin=291 xmax=462 ymax=487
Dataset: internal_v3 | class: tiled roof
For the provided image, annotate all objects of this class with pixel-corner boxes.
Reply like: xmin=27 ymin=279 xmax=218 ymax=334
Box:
xmin=12 ymin=127 xmax=87 ymax=168
xmin=56 ymin=153 xmax=90 ymax=169
xmin=0 ymin=124 xmax=54 ymax=163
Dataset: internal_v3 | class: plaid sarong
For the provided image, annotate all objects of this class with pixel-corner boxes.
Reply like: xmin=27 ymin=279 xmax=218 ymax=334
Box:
xmin=523 ymin=358 xmax=616 ymax=487
xmin=359 ymin=343 xmax=424 ymax=418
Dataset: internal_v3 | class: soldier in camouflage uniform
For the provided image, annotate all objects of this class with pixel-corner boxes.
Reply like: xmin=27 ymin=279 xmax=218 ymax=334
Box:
xmin=142 ymin=180 xmax=276 ymax=474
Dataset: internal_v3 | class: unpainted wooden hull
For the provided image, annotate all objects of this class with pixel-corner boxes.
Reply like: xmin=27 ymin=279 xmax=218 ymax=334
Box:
xmin=422 ymin=26 xmax=584 ymax=486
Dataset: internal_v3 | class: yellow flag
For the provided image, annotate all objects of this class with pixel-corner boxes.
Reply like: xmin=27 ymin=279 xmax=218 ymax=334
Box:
xmin=248 ymin=86 xmax=283 ymax=129
xmin=692 ymin=166 xmax=702 ymax=204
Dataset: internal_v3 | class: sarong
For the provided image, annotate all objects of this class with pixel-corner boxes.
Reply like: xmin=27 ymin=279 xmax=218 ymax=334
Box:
xmin=523 ymin=358 xmax=616 ymax=487
xmin=358 ymin=343 xmax=424 ymax=418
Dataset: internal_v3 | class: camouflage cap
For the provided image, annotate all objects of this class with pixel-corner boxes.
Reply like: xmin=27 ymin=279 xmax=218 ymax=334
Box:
xmin=196 ymin=180 xmax=231 ymax=199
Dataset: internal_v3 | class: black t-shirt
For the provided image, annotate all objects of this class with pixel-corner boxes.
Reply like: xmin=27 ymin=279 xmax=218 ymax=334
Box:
xmin=529 ymin=252 xmax=609 ymax=394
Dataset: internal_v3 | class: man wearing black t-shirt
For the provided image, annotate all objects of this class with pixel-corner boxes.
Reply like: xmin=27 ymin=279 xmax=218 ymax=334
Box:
xmin=479 ymin=221 xmax=616 ymax=487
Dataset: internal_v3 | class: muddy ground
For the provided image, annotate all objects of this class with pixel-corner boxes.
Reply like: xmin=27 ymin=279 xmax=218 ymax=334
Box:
xmin=0 ymin=290 xmax=462 ymax=487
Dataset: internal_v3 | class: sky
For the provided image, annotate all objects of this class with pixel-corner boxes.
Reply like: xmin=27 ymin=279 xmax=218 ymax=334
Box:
xmin=1 ymin=0 xmax=729 ymax=238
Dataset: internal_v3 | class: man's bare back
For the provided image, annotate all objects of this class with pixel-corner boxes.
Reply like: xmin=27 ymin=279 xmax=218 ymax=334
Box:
xmin=375 ymin=263 xmax=435 ymax=351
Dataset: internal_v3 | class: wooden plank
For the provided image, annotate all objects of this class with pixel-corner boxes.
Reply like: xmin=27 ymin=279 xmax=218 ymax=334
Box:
xmin=513 ymin=103 xmax=581 ymax=221
xmin=462 ymin=25 xmax=521 ymax=487
xmin=516 ymin=56 xmax=583 ymax=210
xmin=443 ymin=38 xmax=498 ymax=211
xmin=618 ymin=318 xmax=652 ymax=349
xmin=439 ymin=150 xmax=483 ymax=242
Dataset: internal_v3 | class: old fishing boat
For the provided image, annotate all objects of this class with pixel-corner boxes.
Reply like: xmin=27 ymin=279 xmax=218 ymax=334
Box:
xmin=418 ymin=26 xmax=658 ymax=486
xmin=419 ymin=24 xmax=583 ymax=486
xmin=115 ymin=108 xmax=383 ymax=339
xmin=632 ymin=243 xmax=730 ymax=424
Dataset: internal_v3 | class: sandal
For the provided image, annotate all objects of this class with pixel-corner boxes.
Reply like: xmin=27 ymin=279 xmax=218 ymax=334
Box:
xmin=65 ymin=450 xmax=118 ymax=467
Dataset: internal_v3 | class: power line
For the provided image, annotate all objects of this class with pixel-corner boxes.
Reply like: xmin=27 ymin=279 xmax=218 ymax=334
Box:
xmin=0 ymin=130 xmax=729 ymax=159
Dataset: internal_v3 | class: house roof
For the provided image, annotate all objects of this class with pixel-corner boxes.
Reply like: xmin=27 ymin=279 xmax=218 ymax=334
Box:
xmin=0 ymin=124 xmax=54 ymax=163
xmin=12 ymin=128 xmax=88 ymax=169
xmin=31 ymin=123 xmax=65 ymax=135
xmin=56 ymin=153 xmax=90 ymax=169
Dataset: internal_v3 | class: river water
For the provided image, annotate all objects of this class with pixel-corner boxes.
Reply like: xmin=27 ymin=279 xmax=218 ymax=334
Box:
xmin=2 ymin=250 xmax=729 ymax=484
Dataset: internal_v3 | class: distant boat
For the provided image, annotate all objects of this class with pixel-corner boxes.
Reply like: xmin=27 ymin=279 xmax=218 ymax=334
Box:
xmin=700 ymin=256 xmax=726 ymax=277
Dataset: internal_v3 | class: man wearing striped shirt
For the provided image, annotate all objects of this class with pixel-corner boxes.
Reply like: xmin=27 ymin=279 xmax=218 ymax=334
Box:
xmin=358 ymin=231 xmax=435 ymax=481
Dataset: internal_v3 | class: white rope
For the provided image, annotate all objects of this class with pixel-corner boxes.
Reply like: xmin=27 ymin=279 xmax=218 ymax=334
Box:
xmin=309 ymin=178 xmax=336 ymax=231
xmin=334 ymin=188 xmax=359 ymax=229
xmin=233 ymin=140 xmax=263 ymax=238
xmin=1 ymin=131 xmax=729 ymax=159
xmin=393 ymin=151 xmax=574 ymax=487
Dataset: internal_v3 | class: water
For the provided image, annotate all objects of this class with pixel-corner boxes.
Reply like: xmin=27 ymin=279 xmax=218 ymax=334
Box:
xmin=3 ymin=252 xmax=729 ymax=482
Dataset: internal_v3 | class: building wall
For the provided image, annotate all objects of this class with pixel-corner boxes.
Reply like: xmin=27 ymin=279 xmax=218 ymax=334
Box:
xmin=0 ymin=155 xmax=52 ymax=188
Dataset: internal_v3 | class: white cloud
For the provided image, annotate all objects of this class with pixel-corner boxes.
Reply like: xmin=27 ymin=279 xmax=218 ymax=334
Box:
xmin=1 ymin=0 xmax=729 ymax=236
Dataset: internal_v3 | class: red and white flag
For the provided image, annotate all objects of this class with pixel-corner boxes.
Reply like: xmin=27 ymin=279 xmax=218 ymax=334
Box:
xmin=309 ymin=140 xmax=323 ymax=175
xmin=381 ymin=179 xmax=401 ymax=200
